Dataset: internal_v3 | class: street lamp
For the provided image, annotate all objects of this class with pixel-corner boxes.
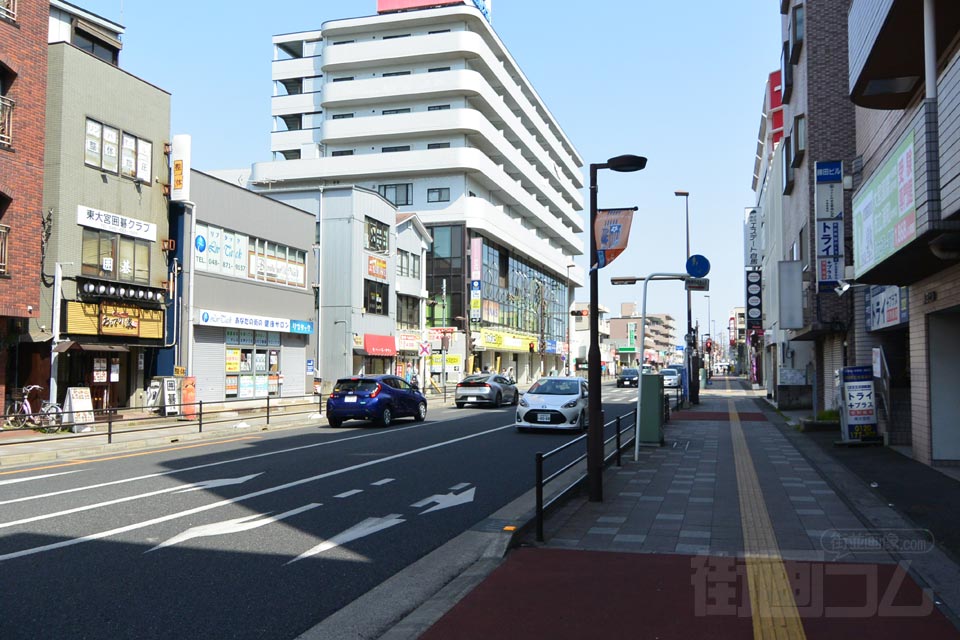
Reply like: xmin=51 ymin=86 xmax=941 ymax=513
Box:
xmin=675 ymin=190 xmax=697 ymax=405
xmin=588 ymin=154 xmax=647 ymax=503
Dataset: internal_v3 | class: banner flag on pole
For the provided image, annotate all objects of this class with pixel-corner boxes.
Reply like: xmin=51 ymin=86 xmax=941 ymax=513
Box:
xmin=594 ymin=208 xmax=634 ymax=269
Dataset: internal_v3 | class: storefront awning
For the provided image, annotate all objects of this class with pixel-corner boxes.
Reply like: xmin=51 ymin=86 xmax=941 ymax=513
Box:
xmin=53 ymin=341 xmax=130 ymax=353
xmin=364 ymin=334 xmax=397 ymax=357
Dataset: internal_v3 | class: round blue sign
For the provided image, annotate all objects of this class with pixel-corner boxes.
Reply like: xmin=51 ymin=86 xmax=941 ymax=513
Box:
xmin=686 ymin=254 xmax=710 ymax=278
xmin=201 ymin=312 xmax=210 ymax=323
xmin=195 ymin=235 xmax=207 ymax=252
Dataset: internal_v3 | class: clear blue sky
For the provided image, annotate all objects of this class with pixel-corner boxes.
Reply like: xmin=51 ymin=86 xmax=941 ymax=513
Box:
xmin=78 ymin=0 xmax=783 ymax=347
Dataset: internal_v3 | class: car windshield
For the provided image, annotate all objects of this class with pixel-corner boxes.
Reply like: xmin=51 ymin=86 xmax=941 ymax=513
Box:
xmin=660 ymin=369 xmax=677 ymax=376
xmin=527 ymin=379 xmax=581 ymax=395
xmin=334 ymin=379 xmax=380 ymax=393
xmin=622 ymin=369 xmax=638 ymax=376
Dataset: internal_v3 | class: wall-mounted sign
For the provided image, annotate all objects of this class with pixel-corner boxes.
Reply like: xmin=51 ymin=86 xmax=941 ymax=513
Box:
xmin=170 ymin=134 xmax=191 ymax=202
xmin=196 ymin=309 xmax=313 ymax=335
xmin=100 ymin=303 xmax=140 ymax=336
xmin=744 ymin=208 xmax=760 ymax=268
xmin=77 ymin=205 xmax=157 ymax=242
xmin=745 ymin=270 xmax=763 ymax=330
xmin=367 ymin=255 xmax=388 ymax=280
xmin=865 ymin=285 xmax=909 ymax=331
xmin=815 ymin=160 xmax=845 ymax=292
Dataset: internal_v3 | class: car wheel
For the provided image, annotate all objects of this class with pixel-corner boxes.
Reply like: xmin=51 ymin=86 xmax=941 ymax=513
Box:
xmin=456 ymin=402 xmax=465 ymax=408
xmin=328 ymin=417 xmax=342 ymax=428
xmin=511 ymin=391 xmax=519 ymax=406
xmin=378 ymin=406 xmax=393 ymax=427
xmin=494 ymin=392 xmax=502 ymax=408
xmin=415 ymin=401 xmax=427 ymax=422
xmin=616 ymin=381 xmax=622 ymax=388
xmin=579 ymin=410 xmax=588 ymax=431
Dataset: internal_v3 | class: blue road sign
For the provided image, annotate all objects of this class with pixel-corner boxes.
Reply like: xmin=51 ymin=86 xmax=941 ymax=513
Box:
xmin=686 ymin=254 xmax=710 ymax=278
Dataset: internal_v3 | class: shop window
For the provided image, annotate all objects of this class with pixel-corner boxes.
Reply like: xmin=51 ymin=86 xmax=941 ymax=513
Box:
xmin=81 ymin=229 xmax=150 ymax=282
xmin=364 ymin=279 xmax=389 ymax=316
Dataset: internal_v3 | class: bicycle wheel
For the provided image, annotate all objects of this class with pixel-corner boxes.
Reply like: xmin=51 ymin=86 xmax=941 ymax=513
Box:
xmin=40 ymin=404 xmax=63 ymax=433
xmin=4 ymin=400 xmax=27 ymax=429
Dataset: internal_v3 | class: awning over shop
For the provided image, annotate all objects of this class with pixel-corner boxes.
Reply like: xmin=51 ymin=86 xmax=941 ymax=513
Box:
xmin=53 ymin=341 xmax=130 ymax=353
xmin=364 ymin=334 xmax=397 ymax=357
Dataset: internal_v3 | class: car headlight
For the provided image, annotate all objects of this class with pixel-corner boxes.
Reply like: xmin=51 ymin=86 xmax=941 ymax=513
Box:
xmin=561 ymin=399 xmax=578 ymax=408
xmin=519 ymin=396 xmax=529 ymax=407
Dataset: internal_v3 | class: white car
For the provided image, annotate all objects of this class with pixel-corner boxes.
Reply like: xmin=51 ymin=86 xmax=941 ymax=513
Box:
xmin=516 ymin=377 xmax=589 ymax=431
xmin=660 ymin=367 xmax=680 ymax=388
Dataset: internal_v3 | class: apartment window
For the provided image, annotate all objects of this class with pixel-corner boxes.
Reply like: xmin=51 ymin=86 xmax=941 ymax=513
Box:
xmin=428 ymin=29 xmax=450 ymax=34
xmin=382 ymin=71 xmax=411 ymax=77
xmin=427 ymin=188 xmax=450 ymax=203
xmin=782 ymin=135 xmax=794 ymax=194
xmin=791 ymin=115 xmax=806 ymax=167
xmin=364 ymin=279 xmax=389 ymax=316
xmin=332 ymin=40 xmax=354 ymax=45
xmin=0 ymin=193 xmax=9 ymax=275
xmin=331 ymin=150 xmax=354 ymax=156
xmin=365 ymin=216 xmax=390 ymax=254
xmin=81 ymin=229 xmax=150 ymax=284
xmin=331 ymin=113 xmax=354 ymax=119
xmin=397 ymin=249 xmax=421 ymax=278
xmin=382 ymin=145 xmax=410 ymax=153
xmin=379 ymin=183 xmax=412 ymax=206
xmin=120 ymin=132 xmax=152 ymax=183
xmin=780 ymin=42 xmax=793 ymax=104
xmin=0 ymin=92 xmax=13 ymax=149
xmin=83 ymin=118 xmax=119 ymax=173
xmin=427 ymin=142 xmax=450 ymax=149
xmin=428 ymin=67 xmax=451 ymax=72
xmin=0 ymin=0 xmax=16 ymax=22
xmin=428 ymin=104 xmax=451 ymax=111
xmin=397 ymin=295 xmax=420 ymax=330
xmin=73 ymin=23 xmax=119 ymax=65
xmin=790 ymin=5 xmax=805 ymax=63
xmin=382 ymin=108 xmax=411 ymax=115
xmin=332 ymin=76 xmax=354 ymax=82
xmin=382 ymin=34 xmax=411 ymax=40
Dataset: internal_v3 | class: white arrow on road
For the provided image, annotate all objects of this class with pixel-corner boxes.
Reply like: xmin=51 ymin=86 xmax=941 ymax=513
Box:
xmin=0 ymin=474 xmax=262 ymax=531
xmin=148 ymin=502 xmax=321 ymax=552
xmin=288 ymin=514 xmax=405 ymax=564
xmin=411 ymin=487 xmax=476 ymax=515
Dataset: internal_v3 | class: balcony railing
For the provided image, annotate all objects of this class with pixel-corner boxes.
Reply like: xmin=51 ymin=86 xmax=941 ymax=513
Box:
xmin=0 ymin=224 xmax=9 ymax=276
xmin=0 ymin=95 xmax=13 ymax=147
xmin=0 ymin=0 xmax=15 ymax=22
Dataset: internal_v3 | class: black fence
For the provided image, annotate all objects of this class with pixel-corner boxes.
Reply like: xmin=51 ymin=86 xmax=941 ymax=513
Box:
xmin=534 ymin=409 xmax=637 ymax=542
xmin=0 ymin=394 xmax=325 ymax=447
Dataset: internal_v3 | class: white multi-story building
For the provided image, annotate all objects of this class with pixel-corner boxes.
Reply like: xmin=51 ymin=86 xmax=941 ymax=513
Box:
xmin=247 ymin=1 xmax=585 ymax=382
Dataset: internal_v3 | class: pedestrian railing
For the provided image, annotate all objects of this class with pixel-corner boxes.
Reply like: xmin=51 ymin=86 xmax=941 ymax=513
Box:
xmin=0 ymin=393 xmax=325 ymax=447
xmin=534 ymin=409 xmax=637 ymax=541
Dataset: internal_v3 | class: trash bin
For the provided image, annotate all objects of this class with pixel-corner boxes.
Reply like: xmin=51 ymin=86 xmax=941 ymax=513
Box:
xmin=639 ymin=373 xmax=664 ymax=446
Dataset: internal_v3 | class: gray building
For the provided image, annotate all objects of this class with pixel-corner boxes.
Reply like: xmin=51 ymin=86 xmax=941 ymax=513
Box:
xmin=176 ymin=170 xmax=316 ymax=403
xmin=36 ymin=14 xmax=172 ymax=411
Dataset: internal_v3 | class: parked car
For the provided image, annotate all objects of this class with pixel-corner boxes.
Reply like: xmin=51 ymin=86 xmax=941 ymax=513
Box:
xmin=616 ymin=368 xmax=640 ymax=387
xmin=516 ymin=377 xmax=589 ymax=431
xmin=455 ymin=374 xmax=519 ymax=408
xmin=660 ymin=367 xmax=680 ymax=388
xmin=326 ymin=375 xmax=427 ymax=428
xmin=641 ymin=364 xmax=654 ymax=375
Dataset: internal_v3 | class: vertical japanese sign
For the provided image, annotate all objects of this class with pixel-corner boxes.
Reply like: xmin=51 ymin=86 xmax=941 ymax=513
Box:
xmin=594 ymin=209 xmax=634 ymax=269
xmin=743 ymin=207 xmax=760 ymax=268
xmin=745 ymin=270 xmax=762 ymax=330
xmin=815 ymin=160 xmax=845 ymax=292
xmin=839 ymin=365 xmax=878 ymax=442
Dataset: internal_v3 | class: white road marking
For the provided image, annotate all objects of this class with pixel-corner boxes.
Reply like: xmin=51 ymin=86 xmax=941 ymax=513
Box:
xmin=334 ymin=489 xmax=363 ymax=499
xmin=0 ymin=423 xmax=515 ymax=563
xmin=370 ymin=478 xmax=394 ymax=486
xmin=448 ymin=482 xmax=471 ymax=491
xmin=0 ymin=471 xmax=82 ymax=486
xmin=0 ymin=474 xmax=262 ymax=530
xmin=288 ymin=514 xmax=405 ymax=564
xmin=411 ymin=487 xmax=476 ymax=515
xmin=148 ymin=503 xmax=321 ymax=553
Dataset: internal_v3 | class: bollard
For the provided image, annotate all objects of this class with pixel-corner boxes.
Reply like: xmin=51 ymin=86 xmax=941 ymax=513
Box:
xmin=198 ymin=400 xmax=204 ymax=433
xmin=107 ymin=410 xmax=113 ymax=444
xmin=266 ymin=396 xmax=271 ymax=425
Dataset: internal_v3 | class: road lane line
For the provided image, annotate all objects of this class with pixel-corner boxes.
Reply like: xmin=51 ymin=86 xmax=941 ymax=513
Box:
xmin=0 ymin=422 xmax=517 ymax=563
xmin=728 ymin=396 xmax=807 ymax=640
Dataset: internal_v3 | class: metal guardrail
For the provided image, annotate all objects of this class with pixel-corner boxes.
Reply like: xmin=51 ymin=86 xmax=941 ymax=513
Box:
xmin=1 ymin=393 xmax=325 ymax=447
xmin=0 ymin=95 xmax=13 ymax=147
xmin=534 ymin=409 xmax=637 ymax=542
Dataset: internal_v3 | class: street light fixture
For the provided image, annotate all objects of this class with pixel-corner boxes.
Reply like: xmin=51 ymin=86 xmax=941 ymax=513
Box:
xmin=675 ymin=190 xmax=697 ymax=405
xmin=588 ymin=154 xmax=647 ymax=503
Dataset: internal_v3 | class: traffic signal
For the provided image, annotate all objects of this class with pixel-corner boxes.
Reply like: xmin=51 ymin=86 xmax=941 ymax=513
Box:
xmin=705 ymin=339 xmax=713 ymax=350
xmin=570 ymin=309 xmax=589 ymax=317
xmin=529 ymin=342 xmax=536 ymax=353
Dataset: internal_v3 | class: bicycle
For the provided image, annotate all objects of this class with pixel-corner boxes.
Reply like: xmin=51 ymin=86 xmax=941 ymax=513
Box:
xmin=4 ymin=385 xmax=63 ymax=433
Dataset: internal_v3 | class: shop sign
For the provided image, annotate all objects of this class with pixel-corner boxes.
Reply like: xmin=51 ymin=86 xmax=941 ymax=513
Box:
xmin=367 ymin=256 xmax=388 ymax=280
xmin=865 ymin=285 xmax=909 ymax=332
xmin=77 ymin=205 xmax=157 ymax=241
xmin=100 ymin=302 xmax=140 ymax=336
xmin=397 ymin=332 xmax=421 ymax=352
xmin=225 ymin=348 xmax=241 ymax=373
xmin=197 ymin=309 xmax=313 ymax=335
xmin=353 ymin=334 xmax=365 ymax=348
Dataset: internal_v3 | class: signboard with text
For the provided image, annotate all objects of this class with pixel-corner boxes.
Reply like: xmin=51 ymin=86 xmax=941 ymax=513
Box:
xmin=815 ymin=160 xmax=845 ymax=292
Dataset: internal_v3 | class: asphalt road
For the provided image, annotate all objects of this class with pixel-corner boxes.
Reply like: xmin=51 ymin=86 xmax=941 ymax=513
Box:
xmin=0 ymin=387 xmax=639 ymax=639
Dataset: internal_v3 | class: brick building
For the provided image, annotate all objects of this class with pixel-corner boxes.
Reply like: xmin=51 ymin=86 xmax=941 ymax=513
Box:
xmin=0 ymin=0 xmax=48 ymax=403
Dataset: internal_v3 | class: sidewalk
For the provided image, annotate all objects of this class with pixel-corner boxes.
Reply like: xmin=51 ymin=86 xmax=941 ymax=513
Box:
xmin=414 ymin=377 xmax=960 ymax=639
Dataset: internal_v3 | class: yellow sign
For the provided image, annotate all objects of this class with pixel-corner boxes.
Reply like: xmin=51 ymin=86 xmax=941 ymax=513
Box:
xmin=225 ymin=348 xmax=241 ymax=373
xmin=480 ymin=329 xmax=534 ymax=353
xmin=100 ymin=303 xmax=140 ymax=336
xmin=429 ymin=354 xmax=462 ymax=367
xmin=174 ymin=366 xmax=186 ymax=377
xmin=173 ymin=159 xmax=184 ymax=190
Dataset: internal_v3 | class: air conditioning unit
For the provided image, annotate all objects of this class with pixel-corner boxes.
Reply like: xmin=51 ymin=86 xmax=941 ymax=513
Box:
xmin=161 ymin=239 xmax=176 ymax=251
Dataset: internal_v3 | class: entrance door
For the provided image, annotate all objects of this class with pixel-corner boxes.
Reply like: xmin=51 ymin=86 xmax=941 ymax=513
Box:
xmin=929 ymin=310 xmax=960 ymax=460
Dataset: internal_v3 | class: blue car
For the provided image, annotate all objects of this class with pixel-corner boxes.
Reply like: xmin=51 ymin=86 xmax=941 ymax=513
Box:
xmin=326 ymin=375 xmax=428 ymax=428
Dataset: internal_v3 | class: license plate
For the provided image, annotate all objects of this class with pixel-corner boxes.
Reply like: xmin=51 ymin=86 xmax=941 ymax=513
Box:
xmin=468 ymin=397 xmax=478 ymax=402
xmin=537 ymin=414 xmax=551 ymax=423
xmin=345 ymin=396 xmax=357 ymax=403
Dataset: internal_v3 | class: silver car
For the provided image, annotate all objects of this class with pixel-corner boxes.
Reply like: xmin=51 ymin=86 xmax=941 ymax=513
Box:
xmin=660 ymin=367 xmax=680 ymax=388
xmin=516 ymin=377 xmax=589 ymax=431
xmin=455 ymin=374 xmax=519 ymax=408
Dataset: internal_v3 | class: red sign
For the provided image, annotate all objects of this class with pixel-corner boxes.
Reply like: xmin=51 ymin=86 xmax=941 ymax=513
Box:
xmin=364 ymin=334 xmax=397 ymax=357
xmin=377 ymin=0 xmax=463 ymax=13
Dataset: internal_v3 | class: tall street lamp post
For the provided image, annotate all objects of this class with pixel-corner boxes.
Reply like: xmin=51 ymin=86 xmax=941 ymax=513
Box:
xmin=675 ymin=190 xmax=697 ymax=405
xmin=588 ymin=154 xmax=647 ymax=503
